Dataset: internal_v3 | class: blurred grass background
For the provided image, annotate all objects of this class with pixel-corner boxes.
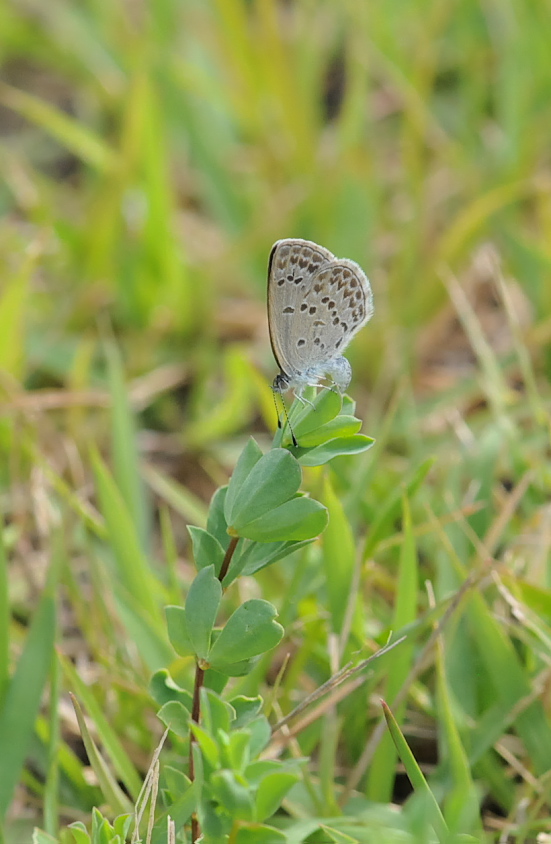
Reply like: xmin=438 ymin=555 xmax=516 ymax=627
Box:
xmin=1 ymin=0 xmax=551 ymax=841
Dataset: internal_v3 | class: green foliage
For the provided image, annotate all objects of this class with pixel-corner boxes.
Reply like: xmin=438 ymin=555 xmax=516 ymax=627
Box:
xmin=187 ymin=690 xmax=300 ymax=840
xmin=143 ymin=402 xmax=377 ymax=839
xmin=2 ymin=0 xmax=551 ymax=841
xmin=224 ymin=441 xmax=328 ymax=540
xmin=275 ymin=390 xmax=375 ymax=466
xmin=0 ymin=557 xmax=57 ymax=818
xmin=67 ymin=810 xmax=133 ymax=844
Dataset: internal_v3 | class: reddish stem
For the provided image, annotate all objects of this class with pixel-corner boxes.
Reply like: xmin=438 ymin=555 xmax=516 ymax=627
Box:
xmin=219 ymin=535 xmax=239 ymax=583
xmin=189 ymin=534 xmax=239 ymax=842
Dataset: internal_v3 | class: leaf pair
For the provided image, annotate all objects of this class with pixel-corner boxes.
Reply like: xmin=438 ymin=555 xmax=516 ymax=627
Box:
xmin=224 ymin=439 xmax=328 ymax=541
xmin=166 ymin=567 xmax=284 ymax=675
xmin=274 ymin=389 xmax=374 ymax=465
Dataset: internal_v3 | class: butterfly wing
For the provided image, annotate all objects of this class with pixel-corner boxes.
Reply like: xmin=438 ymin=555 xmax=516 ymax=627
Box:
xmin=267 ymin=239 xmax=335 ymax=378
xmin=300 ymin=258 xmax=374 ymax=365
xmin=268 ymin=239 xmax=373 ymax=379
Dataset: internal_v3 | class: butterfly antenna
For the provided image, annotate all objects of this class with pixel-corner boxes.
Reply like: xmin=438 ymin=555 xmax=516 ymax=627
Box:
xmin=273 ymin=390 xmax=298 ymax=447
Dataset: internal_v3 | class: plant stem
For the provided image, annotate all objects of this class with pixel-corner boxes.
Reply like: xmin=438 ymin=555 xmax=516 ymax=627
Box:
xmin=189 ymin=662 xmax=204 ymax=844
xmin=189 ymin=534 xmax=239 ymax=843
xmin=219 ymin=535 xmax=239 ymax=582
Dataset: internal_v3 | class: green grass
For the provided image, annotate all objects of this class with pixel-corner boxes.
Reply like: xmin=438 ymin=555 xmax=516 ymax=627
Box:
xmin=1 ymin=0 xmax=551 ymax=841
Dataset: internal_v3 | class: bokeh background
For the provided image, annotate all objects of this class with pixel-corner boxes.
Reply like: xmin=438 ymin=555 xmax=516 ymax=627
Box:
xmin=2 ymin=0 xmax=551 ymax=840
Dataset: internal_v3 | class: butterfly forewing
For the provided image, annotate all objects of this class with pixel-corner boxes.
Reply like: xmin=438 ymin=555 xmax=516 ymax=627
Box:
xmin=268 ymin=239 xmax=334 ymax=377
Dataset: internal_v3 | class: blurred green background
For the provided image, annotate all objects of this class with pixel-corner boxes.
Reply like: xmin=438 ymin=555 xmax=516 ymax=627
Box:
xmin=2 ymin=0 xmax=551 ymax=840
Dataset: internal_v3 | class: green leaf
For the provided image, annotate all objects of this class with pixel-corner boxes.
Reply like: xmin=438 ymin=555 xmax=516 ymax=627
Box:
xmin=185 ymin=566 xmax=222 ymax=660
xmin=436 ymin=627 xmax=481 ymax=835
xmin=113 ymin=588 xmax=173 ymax=671
xmin=163 ymin=766 xmax=191 ymax=800
xmin=222 ymin=537 xmax=314 ymax=586
xmin=60 ymin=656 xmax=142 ymax=801
xmin=209 ymin=656 xmax=261 ymax=677
xmin=296 ymin=415 xmax=362 ymax=448
xmin=226 ymin=449 xmax=302 ymax=531
xmin=71 ymin=696 xmax=133 ymax=816
xmin=319 ymin=825 xmax=359 ymax=842
xmin=230 ymin=696 xmax=263 ymax=728
xmin=234 ymin=824 xmax=287 ymax=844
xmin=236 ymin=496 xmax=328 ymax=542
xmin=224 ymin=438 xmax=264 ymax=525
xmin=143 ymin=464 xmax=209 ymax=529
xmin=210 ymin=770 xmax=255 ymax=820
xmin=382 ymin=700 xmax=448 ymax=843
xmin=0 ymin=81 xmax=118 ymax=171
xmin=255 ymin=772 xmax=300 ymax=821
xmin=0 ymin=247 xmax=32 ymax=379
xmin=248 ymin=716 xmax=272 ymax=757
xmin=207 ymin=486 xmax=230 ymax=548
xmin=201 ymin=802 xmax=231 ymax=841
xmin=165 ymin=605 xmax=194 ymax=656
xmin=467 ymin=589 xmax=551 ymax=776
xmin=113 ymin=815 xmax=133 ymax=839
xmin=201 ymin=687 xmax=233 ymax=735
xmin=220 ymin=729 xmax=251 ymax=771
xmin=208 ymin=600 xmax=283 ymax=668
xmin=157 ymin=701 xmax=190 ymax=738
xmin=290 ymin=389 xmax=343 ymax=434
xmin=106 ymin=342 xmax=151 ymax=552
xmin=0 ymin=588 xmax=56 ymax=818
xmin=298 ymin=434 xmax=375 ymax=467
xmin=362 ymin=457 xmax=435 ymax=560
xmin=91 ymin=450 xmax=162 ymax=626
xmin=189 ymin=722 xmax=220 ymax=768
xmin=188 ymin=526 xmax=226 ymax=574
xmin=32 ymin=830 xmax=59 ymax=844
xmin=149 ymin=669 xmax=193 ymax=711
xmin=245 ymin=761 xmax=283 ymax=784
xmin=203 ymin=666 xmax=231 ymax=695
xmin=187 ymin=347 xmax=256 ymax=445
xmin=67 ymin=822 xmax=90 ymax=844
xmin=0 ymin=523 xmax=8 ymax=704
xmin=367 ymin=496 xmax=419 ymax=802
xmin=321 ymin=476 xmax=358 ymax=635
xmin=234 ymin=538 xmax=314 ymax=579
xmin=150 ymin=783 xmax=196 ymax=844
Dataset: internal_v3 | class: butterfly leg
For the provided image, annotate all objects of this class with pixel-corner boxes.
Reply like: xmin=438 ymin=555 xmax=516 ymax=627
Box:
xmin=293 ymin=390 xmax=316 ymax=408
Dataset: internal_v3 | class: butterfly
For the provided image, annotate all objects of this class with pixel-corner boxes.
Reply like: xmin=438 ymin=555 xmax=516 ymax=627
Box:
xmin=268 ymin=238 xmax=373 ymax=399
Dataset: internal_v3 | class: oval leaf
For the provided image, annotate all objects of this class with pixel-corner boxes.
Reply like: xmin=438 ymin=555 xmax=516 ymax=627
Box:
xmin=210 ymin=770 xmax=254 ymax=820
xmin=185 ymin=566 xmax=222 ymax=660
xmin=210 ymin=656 xmax=261 ymax=677
xmin=291 ymin=388 xmax=342 ymax=436
xmin=299 ymin=434 xmax=375 ymax=467
xmin=207 ymin=486 xmax=230 ymax=547
xmin=150 ymin=669 xmax=193 ymax=711
xmin=208 ymin=600 xmax=283 ymax=668
xmin=224 ymin=438 xmax=263 ymax=525
xmin=297 ymin=415 xmax=362 ymax=448
xmin=188 ymin=526 xmax=225 ymax=573
xmin=228 ymin=449 xmax=302 ymax=531
xmin=166 ymin=605 xmax=193 ymax=656
xmin=157 ymin=701 xmax=190 ymax=738
xmin=236 ymin=496 xmax=328 ymax=542
xmin=255 ymin=772 xmax=301 ymax=822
